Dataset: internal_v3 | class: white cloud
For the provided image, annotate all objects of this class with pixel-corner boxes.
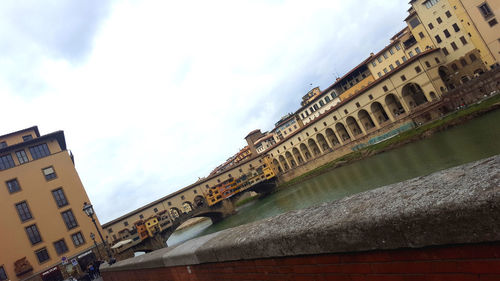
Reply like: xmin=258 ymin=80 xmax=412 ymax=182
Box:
xmin=0 ymin=0 xmax=410 ymax=222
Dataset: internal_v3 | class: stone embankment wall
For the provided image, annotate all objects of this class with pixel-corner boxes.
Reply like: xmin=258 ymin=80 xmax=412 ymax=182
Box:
xmin=101 ymin=155 xmax=500 ymax=280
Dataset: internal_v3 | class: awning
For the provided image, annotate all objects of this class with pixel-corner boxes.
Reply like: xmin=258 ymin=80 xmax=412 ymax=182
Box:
xmin=111 ymin=239 xmax=133 ymax=249
xmin=77 ymin=251 xmax=93 ymax=259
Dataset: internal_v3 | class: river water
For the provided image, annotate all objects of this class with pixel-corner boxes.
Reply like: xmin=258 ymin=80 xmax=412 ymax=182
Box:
xmin=167 ymin=110 xmax=500 ymax=246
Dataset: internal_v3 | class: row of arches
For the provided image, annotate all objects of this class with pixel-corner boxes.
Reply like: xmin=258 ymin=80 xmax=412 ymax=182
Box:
xmin=272 ymin=83 xmax=433 ymax=173
xmin=168 ymin=195 xmax=206 ymax=219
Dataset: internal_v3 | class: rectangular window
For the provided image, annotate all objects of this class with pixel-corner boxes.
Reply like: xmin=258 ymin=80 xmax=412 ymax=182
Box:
xmin=383 ymin=52 xmax=388 ymax=59
xmin=52 ymin=188 xmax=68 ymax=208
xmin=395 ymin=44 xmax=401 ymax=51
xmin=53 ymin=239 xmax=69 ymax=255
xmin=428 ymin=23 xmax=434 ymax=29
xmin=319 ymin=100 xmax=325 ymax=106
xmin=409 ymin=17 xmax=421 ymax=28
xmin=460 ymin=36 xmax=468 ymax=45
xmin=0 ymin=141 xmax=6 ymax=149
xmin=435 ymin=35 xmax=442 ymax=43
xmin=325 ymin=96 xmax=330 ymax=102
xmin=389 ymin=64 xmax=394 ymax=70
xmin=29 ymin=143 xmax=50 ymax=160
xmin=383 ymin=68 xmax=388 ymax=74
xmin=35 ymin=248 xmax=50 ymax=263
xmin=61 ymin=210 xmax=78 ymax=230
xmin=437 ymin=17 xmax=443 ymax=24
xmin=409 ymin=51 xmax=414 ymax=57
xmin=25 ymin=224 xmax=42 ymax=245
xmin=22 ymin=135 xmax=33 ymax=142
xmin=415 ymin=47 xmax=421 ymax=54
xmin=378 ymin=72 xmax=382 ymax=78
xmin=402 ymin=56 xmax=407 ymax=62
xmin=16 ymin=150 xmax=29 ymax=164
xmin=451 ymin=41 xmax=458 ymax=51
xmin=452 ymin=23 xmax=460 ymax=32
xmin=396 ymin=60 xmax=401 ymax=66
xmin=0 ymin=154 xmax=15 ymax=170
xmin=382 ymin=86 xmax=388 ymax=92
xmin=16 ymin=201 xmax=33 ymax=222
xmin=443 ymin=47 xmax=449 ymax=56
xmin=401 ymin=75 xmax=407 ymax=81
xmin=425 ymin=61 xmax=431 ymax=67
xmin=478 ymin=3 xmax=494 ymax=19
xmin=0 ymin=266 xmax=7 ymax=280
xmin=489 ymin=18 xmax=498 ymax=27
xmin=43 ymin=166 xmax=57 ymax=180
xmin=71 ymin=232 xmax=85 ymax=247
xmin=415 ymin=66 xmax=422 ymax=73
xmin=371 ymin=61 xmax=376 ymax=67
xmin=6 ymin=179 xmax=21 ymax=193
xmin=377 ymin=57 xmax=383 ymax=63
xmin=389 ymin=48 xmax=395 ymax=55
xmin=445 ymin=11 xmax=452 ymax=18
xmin=435 ymin=57 xmax=441 ymax=63
xmin=419 ymin=32 xmax=425 ymax=39
xmin=424 ymin=0 xmax=440 ymax=9
xmin=444 ymin=29 xmax=451 ymax=38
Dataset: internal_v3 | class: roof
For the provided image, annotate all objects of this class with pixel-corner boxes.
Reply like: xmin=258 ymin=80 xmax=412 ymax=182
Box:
xmin=254 ymin=134 xmax=274 ymax=145
xmin=404 ymin=10 xmax=417 ymax=21
xmin=245 ymin=129 xmax=261 ymax=139
xmin=0 ymin=130 xmax=67 ymax=155
xmin=0 ymin=126 xmax=40 ymax=140
xmin=263 ymin=48 xmax=440 ymax=154
xmin=366 ymin=41 xmax=400 ymax=64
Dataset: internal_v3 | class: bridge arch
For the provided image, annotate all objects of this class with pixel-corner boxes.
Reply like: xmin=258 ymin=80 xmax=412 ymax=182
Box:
xmin=308 ymin=138 xmax=321 ymax=157
xmin=316 ymin=133 xmax=330 ymax=152
xmin=285 ymin=151 xmax=297 ymax=167
xmin=402 ymin=83 xmax=428 ymax=109
xmin=358 ymin=109 xmax=376 ymax=131
xmin=346 ymin=116 xmax=363 ymax=137
xmin=335 ymin=123 xmax=351 ymax=141
xmin=300 ymin=143 xmax=312 ymax=160
xmin=385 ymin=93 xmax=405 ymax=117
xmin=371 ymin=102 xmax=390 ymax=124
xmin=292 ymin=147 xmax=304 ymax=164
xmin=194 ymin=195 xmax=206 ymax=208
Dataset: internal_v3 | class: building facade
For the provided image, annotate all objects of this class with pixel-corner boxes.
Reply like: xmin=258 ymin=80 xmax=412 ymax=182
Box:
xmin=0 ymin=127 xmax=103 ymax=281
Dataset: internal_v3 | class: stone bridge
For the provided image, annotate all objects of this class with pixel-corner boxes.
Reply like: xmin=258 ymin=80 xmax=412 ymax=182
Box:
xmin=119 ymin=199 xmax=236 ymax=255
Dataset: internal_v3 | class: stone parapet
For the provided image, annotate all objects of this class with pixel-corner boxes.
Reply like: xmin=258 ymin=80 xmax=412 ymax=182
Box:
xmin=101 ymin=155 xmax=500 ymax=278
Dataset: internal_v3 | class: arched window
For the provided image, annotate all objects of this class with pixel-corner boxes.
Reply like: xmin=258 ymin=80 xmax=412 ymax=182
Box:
xmin=451 ymin=63 xmax=459 ymax=71
xmin=469 ymin=54 xmax=477 ymax=62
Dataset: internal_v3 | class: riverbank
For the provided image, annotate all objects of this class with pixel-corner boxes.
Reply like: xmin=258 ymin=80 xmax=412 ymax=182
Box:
xmin=276 ymin=93 xmax=500 ymax=190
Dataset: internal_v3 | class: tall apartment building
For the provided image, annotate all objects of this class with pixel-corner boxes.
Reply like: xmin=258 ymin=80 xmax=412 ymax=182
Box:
xmin=0 ymin=127 xmax=102 ymax=281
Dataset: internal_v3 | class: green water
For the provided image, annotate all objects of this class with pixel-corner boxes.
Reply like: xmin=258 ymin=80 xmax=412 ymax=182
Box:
xmin=168 ymin=109 xmax=500 ymax=246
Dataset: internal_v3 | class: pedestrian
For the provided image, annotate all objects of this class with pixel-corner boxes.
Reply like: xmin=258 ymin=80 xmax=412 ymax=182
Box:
xmin=88 ymin=264 xmax=95 ymax=280
xmin=93 ymin=260 xmax=101 ymax=277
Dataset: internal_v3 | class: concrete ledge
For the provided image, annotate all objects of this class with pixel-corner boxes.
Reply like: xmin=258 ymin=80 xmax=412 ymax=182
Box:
xmin=102 ymin=155 xmax=500 ymax=272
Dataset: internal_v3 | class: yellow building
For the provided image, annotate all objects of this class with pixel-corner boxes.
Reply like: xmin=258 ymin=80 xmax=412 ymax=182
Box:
xmin=0 ymin=127 xmax=103 ymax=281
xmin=453 ymin=0 xmax=500 ymax=65
xmin=407 ymin=0 xmax=490 ymax=86
xmin=144 ymin=217 xmax=160 ymax=237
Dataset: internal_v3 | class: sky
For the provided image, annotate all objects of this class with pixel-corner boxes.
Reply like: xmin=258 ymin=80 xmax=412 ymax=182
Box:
xmin=0 ymin=0 xmax=411 ymax=223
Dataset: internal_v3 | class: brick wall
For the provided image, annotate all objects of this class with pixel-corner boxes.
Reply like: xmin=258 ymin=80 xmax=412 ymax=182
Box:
xmin=102 ymin=242 xmax=500 ymax=281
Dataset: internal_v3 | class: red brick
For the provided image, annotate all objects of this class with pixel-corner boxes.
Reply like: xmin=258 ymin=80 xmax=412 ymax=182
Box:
xmin=457 ymin=260 xmax=500 ymax=274
xmin=479 ymin=274 xmax=500 ymax=281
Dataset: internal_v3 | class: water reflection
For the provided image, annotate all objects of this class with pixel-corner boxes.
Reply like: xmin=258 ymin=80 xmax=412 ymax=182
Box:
xmin=172 ymin=110 xmax=500 ymax=245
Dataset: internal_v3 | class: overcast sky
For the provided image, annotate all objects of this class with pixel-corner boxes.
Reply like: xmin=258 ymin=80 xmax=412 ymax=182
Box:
xmin=0 ymin=0 xmax=411 ymax=223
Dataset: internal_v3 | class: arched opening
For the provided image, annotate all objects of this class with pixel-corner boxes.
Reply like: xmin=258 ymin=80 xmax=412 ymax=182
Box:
xmin=194 ymin=195 xmax=206 ymax=208
xmin=357 ymin=109 xmax=376 ymax=131
xmin=325 ymin=128 xmax=340 ymax=146
xmin=385 ymin=94 xmax=405 ymax=117
xmin=346 ymin=116 xmax=363 ymax=136
xmin=307 ymin=138 xmax=321 ymax=156
xmin=370 ymin=102 xmax=389 ymax=124
xmin=292 ymin=147 xmax=304 ymax=164
xmin=402 ymin=83 xmax=428 ymax=109
xmin=438 ymin=66 xmax=454 ymax=89
xmin=473 ymin=68 xmax=484 ymax=77
xmin=316 ymin=133 xmax=330 ymax=152
xmin=272 ymin=159 xmax=283 ymax=173
xmin=170 ymin=208 xmax=181 ymax=219
xmin=278 ymin=155 xmax=289 ymax=171
xmin=182 ymin=202 xmax=193 ymax=213
xmin=285 ymin=151 xmax=296 ymax=167
xmin=429 ymin=91 xmax=437 ymax=101
xmin=335 ymin=123 xmax=351 ymax=141
xmin=300 ymin=143 xmax=312 ymax=160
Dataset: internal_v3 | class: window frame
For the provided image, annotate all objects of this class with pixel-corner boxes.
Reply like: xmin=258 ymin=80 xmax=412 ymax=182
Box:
xmin=16 ymin=201 xmax=33 ymax=222
xmin=51 ymin=188 xmax=68 ymax=208
xmin=25 ymin=224 xmax=42 ymax=245
xmin=42 ymin=166 xmax=57 ymax=181
xmin=61 ymin=209 xmax=78 ymax=230
xmin=53 ymin=239 xmax=69 ymax=255
xmin=71 ymin=232 xmax=85 ymax=247
xmin=0 ymin=154 xmax=15 ymax=171
xmin=6 ymin=178 xmax=21 ymax=193
xmin=35 ymin=247 xmax=50 ymax=264
xmin=16 ymin=150 xmax=29 ymax=164
xmin=29 ymin=143 xmax=51 ymax=160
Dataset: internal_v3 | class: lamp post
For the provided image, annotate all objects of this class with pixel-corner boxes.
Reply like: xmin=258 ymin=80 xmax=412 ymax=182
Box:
xmin=90 ymin=232 xmax=102 ymax=260
xmin=83 ymin=202 xmax=112 ymax=260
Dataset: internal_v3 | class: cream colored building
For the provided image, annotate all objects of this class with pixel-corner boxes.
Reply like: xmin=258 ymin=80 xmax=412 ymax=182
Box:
xmin=0 ymin=127 xmax=103 ymax=281
xmin=267 ymin=49 xmax=447 ymax=172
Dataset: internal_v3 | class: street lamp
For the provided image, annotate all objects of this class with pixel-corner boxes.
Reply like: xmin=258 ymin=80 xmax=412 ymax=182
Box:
xmin=90 ymin=233 xmax=102 ymax=260
xmin=83 ymin=202 xmax=113 ymax=261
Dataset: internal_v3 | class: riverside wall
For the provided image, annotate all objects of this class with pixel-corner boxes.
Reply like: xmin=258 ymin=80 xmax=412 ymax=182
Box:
xmin=101 ymin=155 xmax=500 ymax=280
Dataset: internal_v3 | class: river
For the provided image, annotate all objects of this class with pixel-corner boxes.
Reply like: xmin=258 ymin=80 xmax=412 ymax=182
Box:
xmin=167 ymin=109 xmax=500 ymax=246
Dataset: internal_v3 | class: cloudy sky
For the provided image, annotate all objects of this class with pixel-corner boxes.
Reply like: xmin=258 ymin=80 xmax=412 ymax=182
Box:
xmin=0 ymin=0 xmax=411 ymax=223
